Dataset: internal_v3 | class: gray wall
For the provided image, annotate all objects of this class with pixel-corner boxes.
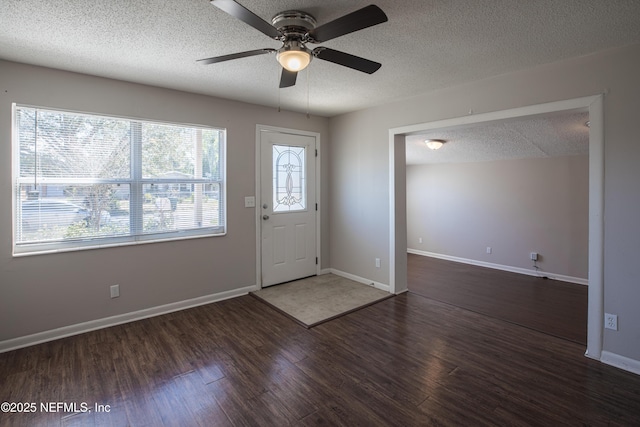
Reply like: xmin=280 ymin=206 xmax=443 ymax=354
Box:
xmin=406 ymin=156 xmax=589 ymax=279
xmin=0 ymin=60 xmax=330 ymax=342
xmin=3 ymin=41 xmax=640 ymax=366
xmin=329 ymin=43 xmax=640 ymax=362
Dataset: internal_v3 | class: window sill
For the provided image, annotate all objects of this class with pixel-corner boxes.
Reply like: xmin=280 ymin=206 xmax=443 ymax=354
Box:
xmin=13 ymin=229 xmax=226 ymax=257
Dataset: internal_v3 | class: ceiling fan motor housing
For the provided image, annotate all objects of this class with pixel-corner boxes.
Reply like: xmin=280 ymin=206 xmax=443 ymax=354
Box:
xmin=271 ymin=10 xmax=317 ymax=41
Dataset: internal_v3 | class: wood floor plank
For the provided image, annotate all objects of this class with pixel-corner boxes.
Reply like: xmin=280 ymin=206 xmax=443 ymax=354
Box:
xmin=169 ymin=372 xmax=233 ymax=427
xmin=307 ymin=324 xmax=434 ymax=407
xmin=1 ymin=289 xmax=640 ymax=426
xmin=408 ymin=253 xmax=588 ymax=344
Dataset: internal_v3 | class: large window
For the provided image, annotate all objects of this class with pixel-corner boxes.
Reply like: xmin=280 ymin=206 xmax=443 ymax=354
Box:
xmin=13 ymin=105 xmax=226 ymax=255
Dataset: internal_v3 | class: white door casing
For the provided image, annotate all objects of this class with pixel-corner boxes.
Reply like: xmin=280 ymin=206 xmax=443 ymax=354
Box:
xmin=259 ymin=128 xmax=317 ymax=287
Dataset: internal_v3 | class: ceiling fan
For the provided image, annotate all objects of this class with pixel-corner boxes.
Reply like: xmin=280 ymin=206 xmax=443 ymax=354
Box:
xmin=198 ymin=0 xmax=388 ymax=88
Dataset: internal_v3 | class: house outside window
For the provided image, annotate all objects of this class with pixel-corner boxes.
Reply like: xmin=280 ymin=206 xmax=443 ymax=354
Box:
xmin=12 ymin=105 xmax=226 ymax=255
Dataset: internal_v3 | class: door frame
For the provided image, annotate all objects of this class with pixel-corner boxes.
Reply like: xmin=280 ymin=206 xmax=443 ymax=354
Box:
xmin=255 ymin=124 xmax=321 ymax=289
xmin=389 ymin=94 xmax=604 ymax=360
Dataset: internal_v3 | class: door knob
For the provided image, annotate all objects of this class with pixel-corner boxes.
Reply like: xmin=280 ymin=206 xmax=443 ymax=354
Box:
xmin=262 ymin=215 xmax=270 ymax=220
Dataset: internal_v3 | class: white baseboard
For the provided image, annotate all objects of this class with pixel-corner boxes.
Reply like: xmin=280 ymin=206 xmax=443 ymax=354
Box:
xmin=600 ymin=351 xmax=640 ymax=376
xmin=0 ymin=285 xmax=255 ymax=354
xmin=319 ymin=268 xmax=332 ymax=275
xmin=407 ymin=249 xmax=588 ymax=286
xmin=330 ymin=269 xmax=391 ymax=293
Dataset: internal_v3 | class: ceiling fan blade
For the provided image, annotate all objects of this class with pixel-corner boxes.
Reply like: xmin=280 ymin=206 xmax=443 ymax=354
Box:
xmin=279 ymin=69 xmax=298 ymax=88
xmin=210 ymin=0 xmax=281 ymax=39
xmin=307 ymin=5 xmax=388 ymax=43
xmin=313 ymin=47 xmax=382 ymax=74
xmin=197 ymin=48 xmax=276 ymax=65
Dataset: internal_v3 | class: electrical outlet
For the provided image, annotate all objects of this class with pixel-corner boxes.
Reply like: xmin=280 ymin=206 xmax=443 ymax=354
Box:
xmin=486 ymin=247 xmax=492 ymax=254
xmin=418 ymin=237 xmax=423 ymax=244
xmin=605 ymin=313 xmax=618 ymax=331
xmin=375 ymin=258 xmax=381 ymax=268
xmin=530 ymin=252 xmax=538 ymax=261
xmin=110 ymin=284 xmax=120 ymax=299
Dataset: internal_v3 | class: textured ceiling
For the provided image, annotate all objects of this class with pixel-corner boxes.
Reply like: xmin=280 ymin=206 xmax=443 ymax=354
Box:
xmin=2 ymin=1 xmax=640 ymax=117
xmin=405 ymin=111 xmax=590 ymax=165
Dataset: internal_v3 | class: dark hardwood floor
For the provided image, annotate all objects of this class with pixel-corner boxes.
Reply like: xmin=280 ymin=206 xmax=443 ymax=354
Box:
xmin=2 ymin=287 xmax=639 ymax=425
xmin=408 ymin=253 xmax=588 ymax=345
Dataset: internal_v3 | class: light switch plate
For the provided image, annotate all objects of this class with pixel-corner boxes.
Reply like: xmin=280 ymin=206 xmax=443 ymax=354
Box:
xmin=244 ymin=196 xmax=256 ymax=208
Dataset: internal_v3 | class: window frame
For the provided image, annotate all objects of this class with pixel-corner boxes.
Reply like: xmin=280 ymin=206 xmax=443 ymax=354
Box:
xmin=12 ymin=103 xmax=227 ymax=256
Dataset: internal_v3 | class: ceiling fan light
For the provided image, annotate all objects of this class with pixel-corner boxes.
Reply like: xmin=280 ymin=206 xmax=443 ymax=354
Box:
xmin=425 ymin=139 xmax=445 ymax=150
xmin=277 ymin=46 xmax=311 ymax=72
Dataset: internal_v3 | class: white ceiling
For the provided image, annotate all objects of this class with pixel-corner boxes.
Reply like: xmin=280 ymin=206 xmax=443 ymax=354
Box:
xmin=2 ymin=1 xmax=640 ymax=117
xmin=405 ymin=111 xmax=589 ymax=165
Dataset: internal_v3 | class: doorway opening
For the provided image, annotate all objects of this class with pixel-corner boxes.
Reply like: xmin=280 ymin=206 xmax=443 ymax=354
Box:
xmin=389 ymin=95 xmax=604 ymax=360
xmin=405 ymin=110 xmax=590 ymax=343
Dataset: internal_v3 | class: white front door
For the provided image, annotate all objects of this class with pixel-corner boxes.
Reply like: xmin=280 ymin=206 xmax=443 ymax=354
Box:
xmin=260 ymin=129 xmax=317 ymax=287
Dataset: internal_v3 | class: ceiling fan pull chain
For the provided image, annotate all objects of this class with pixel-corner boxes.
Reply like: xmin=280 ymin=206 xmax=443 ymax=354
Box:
xmin=306 ymin=66 xmax=310 ymax=119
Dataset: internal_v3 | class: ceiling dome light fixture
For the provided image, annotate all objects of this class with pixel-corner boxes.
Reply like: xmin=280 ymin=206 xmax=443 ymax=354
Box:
xmin=425 ymin=139 xmax=446 ymax=150
xmin=277 ymin=41 xmax=312 ymax=72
